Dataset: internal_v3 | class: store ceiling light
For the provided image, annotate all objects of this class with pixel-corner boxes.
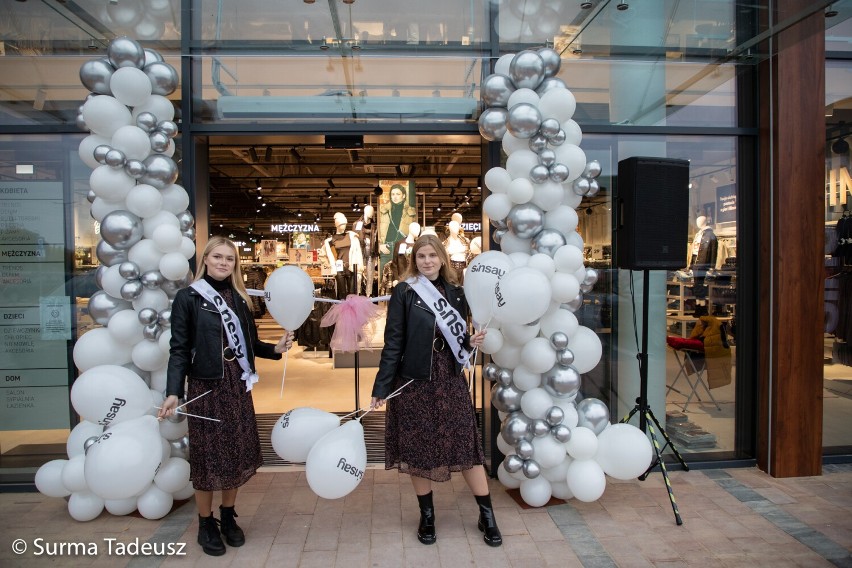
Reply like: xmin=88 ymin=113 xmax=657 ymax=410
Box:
xmin=580 ymin=1 xmax=593 ymax=9
xmin=616 ymin=0 xmax=628 ymax=10
xmin=825 ymin=4 xmax=838 ymax=17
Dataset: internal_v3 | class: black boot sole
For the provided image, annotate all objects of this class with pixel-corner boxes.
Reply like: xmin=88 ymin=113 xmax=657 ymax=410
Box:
xmin=417 ymin=532 xmax=437 ymax=545
xmin=478 ymin=521 xmax=503 ymax=547
xmin=198 ymin=540 xmax=226 ymax=556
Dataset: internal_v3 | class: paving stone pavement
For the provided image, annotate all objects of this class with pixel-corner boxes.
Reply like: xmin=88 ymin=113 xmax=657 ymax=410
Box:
xmin=1 ymin=464 xmax=850 ymax=567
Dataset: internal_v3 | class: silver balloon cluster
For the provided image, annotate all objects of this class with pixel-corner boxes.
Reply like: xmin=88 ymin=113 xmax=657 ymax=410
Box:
xmin=97 ymin=0 xmax=176 ymax=42
xmin=571 ymin=160 xmax=603 ymax=199
xmin=498 ymin=403 xmax=570 ymax=480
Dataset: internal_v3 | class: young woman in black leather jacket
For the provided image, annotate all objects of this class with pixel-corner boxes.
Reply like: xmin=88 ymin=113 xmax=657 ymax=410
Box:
xmin=370 ymin=234 xmax=502 ymax=547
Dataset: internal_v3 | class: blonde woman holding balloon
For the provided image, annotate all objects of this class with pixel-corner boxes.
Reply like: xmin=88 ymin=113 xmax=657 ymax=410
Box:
xmin=158 ymin=236 xmax=293 ymax=557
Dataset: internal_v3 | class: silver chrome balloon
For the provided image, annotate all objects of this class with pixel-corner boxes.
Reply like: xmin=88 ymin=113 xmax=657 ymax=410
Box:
xmin=118 ymin=261 xmax=141 ymax=280
xmin=491 ymin=383 xmax=523 ymax=413
xmin=535 ymin=77 xmax=567 ymax=96
xmin=573 ymin=177 xmax=591 ymax=196
xmin=541 ymin=363 xmax=581 ymax=399
xmin=580 ymin=283 xmax=594 ymax=293
xmin=88 ymin=290 xmax=132 ymax=325
xmin=549 ymin=163 xmax=570 ymax=183
xmin=537 ymin=47 xmax=561 ymax=78
xmin=122 ymin=361 xmax=151 ymax=382
xmin=583 ymin=267 xmax=599 ymax=286
xmin=549 ymin=129 xmax=567 ymax=146
xmin=140 ymin=270 xmax=165 ymax=289
xmin=157 ymin=120 xmax=179 ymax=139
xmin=577 ymin=398 xmax=610 ymax=435
xmin=144 ymin=61 xmax=179 ymax=96
xmin=545 ymin=405 xmax=565 ymax=426
xmin=539 ymin=118 xmax=561 ymax=139
xmin=529 ymin=164 xmax=550 ymax=184
xmin=176 ymin=210 xmax=195 ymax=230
xmin=481 ymin=73 xmax=516 ymax=108
xmin=507 ymin=203 xmax=545 ymax=239
xmin=506 ymin=102 xmax=542 ymax=140
xmin=86 ymin=189 xmax=97 ymax=204
xmin=478 ymin=107 xmax=509 ymax=142
xmin=182 ymin=226 xmax=196 ymax=240
xmin=143 ymin=48 xmax=164 ymax=66
xmin=583 ymin=159 xmax=602 ymax=179
xmin=515 ymin=439 xmax=534 ymax=459
xmin=83 ymin=436 xmax=99 ymax=454
xmin=491 ymin=217 xmax=508 ymax=231
xmin=143 ymin=322 xmax=163 ymax=341
xmin=483 ymin=362 xmax=500 ymax=381
xmin=564 ymin=293 xmax=584 ymax=312
xmin=166 ymin=403 xmax=187 ymax=423
xmin=496 ymin=368 xmax=513 ymax=386
xmin=503 ymin=454 xmax=524 ymax=473
xmin=501 ymin=412 xmax=533 ymax=444
xmin=137 ymin=307 xmax=158 ymax=325
xmin=492 ymin=228 xmax=506 ymax=244
xmin=170 ymin=436 xmax=190 ymax=459
xmin=96 ymin=239 xmax=129 ymax=266
xmin=509 ymin=50 xmax=546 ymax=90
xmin=141 ymin=155 xmax=178 ymax=189
xmin=528 ymin=133 xmax=548 ymax=154
xmin=585 ymin=179 xmax=601 ymax=198
xmin=538 ymin=149 xmax=556 ymax=168
xmin=550 ymin=331 xmax=569 ymax=350
xmin=120 ymin=279 xmax=144 ymax=300
xmin=93 ymin=144 xmax=112 ymax=165
xmin=136 ymin=112 xmax=159 ymax=133
xmin=551 ymin=424 xmax=571 ymax=443
xmin=161 ymin=278 xmax=183 ymax=298
xmin=157 ymin=309 xmax=171 ymax=326
xmin=522 ymin=459 xmax=541 ymax=479
xmin=125 ymin=159 xmax=146 ymax=179
xmin=100 ymin=210 xmax=143 ymax=250
xmin=95 ymin=265 xmax=108 ymax=290
xmin=531 ymin=418 xmax=551 ymax=437
xmin=149 ymin=131 xmax=170 ymax=153
xmin=79 ymin=58 xmax=114 ymax=95
xmin=107 ymin=36 xmax=145 ymax=69
xmin=531 ymin=228 xmax=567 ymax=257
xmin=556 ymin=348 xmax=575 ymax=367
xmin=105 ymin=149 xmax=127 ymax=168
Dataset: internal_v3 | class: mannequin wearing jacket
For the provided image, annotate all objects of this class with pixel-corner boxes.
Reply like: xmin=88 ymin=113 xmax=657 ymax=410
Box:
xmin=688 ymin=216 xmax=717 ymax=298
xmin=354 ymin=205 xmax=378 ymax=295
xmin=370 ymin=234 xmax=501 ymax=548
xmin=323 ymin=212 xmax=364 ymax=299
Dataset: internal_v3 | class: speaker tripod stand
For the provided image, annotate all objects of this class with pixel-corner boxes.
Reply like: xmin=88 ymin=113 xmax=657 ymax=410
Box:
xmin=621 ymin=270 xmax=689 ymax=526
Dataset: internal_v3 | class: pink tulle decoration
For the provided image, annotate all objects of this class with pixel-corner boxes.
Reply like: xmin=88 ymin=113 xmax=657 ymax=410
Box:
xmin=320 ymin=295 xmax=382 ymax=352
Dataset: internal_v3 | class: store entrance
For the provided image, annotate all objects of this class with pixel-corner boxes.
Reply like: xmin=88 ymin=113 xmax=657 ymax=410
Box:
xmin=206 ymin=134 xmax=484 ymax=461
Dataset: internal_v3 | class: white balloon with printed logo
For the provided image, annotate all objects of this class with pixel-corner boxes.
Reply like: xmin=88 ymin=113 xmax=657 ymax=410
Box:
xmin=271 ymin=407 xmax=341 ymax=463
xmin=492 ymin=267 xmax=551 ymax=325
xmin=71 ymin=365 xmax=152 ymax=425
xmin=264 ymin=265 xmax=315 ymax=331
xmin=305 ymin=420 xmax=367 ymax=500
xmin=463 ymin=250 xmax=513 ymax=325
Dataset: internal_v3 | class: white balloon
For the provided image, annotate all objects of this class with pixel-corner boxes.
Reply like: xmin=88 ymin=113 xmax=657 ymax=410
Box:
xmin=463 ymin=250 xmax=512 ymax=325
xmin=541 ymin=455 xmax=573 ymax=482
xmin=132 ymin=339 xmax=169 ymax=371
xmin=568 ymin=326 xmax=603 ymax=374
xmin=150 ymin=368 xmax=167 ymax=392
xmin=82 ymin=95 xmax=133 ymax=138
xmin=158 ymin=329 xmax=172 ymax=354
xmin=35 ymin=459 xmax=70 ymax=498
xmin=508 ymin=252 xmax=530 ymax=268
xmin=61 ymin=455 xmax=89 ymax=493
xmin=501 ymin=130 xmax=530 ymax=155
xmin=507 ymin=177 xmax=534 ymax=204
xmin=553 ymin=245 xmax=585 ymax=274
xmin=125 ymin=184 xmax=164 ymax=218
xmin=110 ymin=67 xmax=153 ymax=107
xmin=506 ymin=88 xmax=540 ymax=109
xmin=483 ymin=193 xmax=513 ymax=222
xmin=491 ymin=342 xmax=522 ymax=370
xmin=499 ymin=232 xmax=532 ymax=255
xmin=271 ymin=407 xmax=341 ymax=463
xmin=132 ymin=287 xmax=169 ymax=313
xmin=550 ymin=481 xmax=574 ymax=500
xmin=68 ymin=491 xmax=105 ymax=521
xmin=520 ymin=476 xmax=553 ymax=507
xmin=562 ymin=189 xmax=583 ymax=209
xmin=179 ymin=236 xmax=196 ymax=259
xmin=71 ymin=364 xmax=152 ymax=425
xmin=565 ymin=426 xmax=598 ymax=460
xmin=494 ymin=53 xmax=515 ymax=76
xmin=264 ymin=266 xmax=315 ymax=330
xmin=107 ymin=308 xmax=145 ymax=345
xmin=553 ymin=144 xmax=587 ymax=183
xmin=67 ymin=421 xmax=103 ymax=458
xmin=152 ymin=224 xmax=183 ymax=253
xmin=544 ymin=205 xmax=579 ymax=235
xmin=553 ymin=399 xmax=579 ymax=428
xmin=173 ymin=480 xmax=196 ymax=500
xmin=85 ymin=415 xmax=162 ymax=500
xmin=526 ymin=253 xmax=556 ymax=278
xmin=79 ymin=134 xmax=111 ymax=169
xmin=520 ymin=388 xmax=555 ymax=420
xmin=497 ymin=462 xmax=523 ymax=489
xmin=511 ymin=365 xmax=541 ymax=391
xmin=566 ymin=459 xmax=606 ymax=502
xmin=550 ymin=272 xmax=581 ymax=304
xmin=305 ymin=420 xmax=367 ymax=500
xmin=159 ymin=251 xmax=189 ymax=280
xmin=540 ymin=308 xmax=579 ymax=340
xmin=158 ymin=415 xmax=188 ymax=440
xmin=154 ymin=457 xmax=191 ymax=493
xmin=496 ymin=434 xmax=514 ymax=457
xmin=90 ymin=165 xmax=136 ymax=202
xmin=595 ymin=423 xmax=654 ymax=480
xmin=506 ymin=150 xmax=539 ymax=180
xmin=484 ymin=167 xmax=512 ymax=194
xmin=101 ymin=265 xmax=127 ymax=299
xmin=531 ymin=180 xmax=565 ymax=212
xmin=520 ymin=337 xmax=557 ymax=374
xmin=137 ymin=484 xmax=173 ymax=519
xmin=111 ymin=125 xmax=151 ymax=161
xmin=532 ymin=435 xmax=568 ymax=469
xmin=538 ymin=88 xmax=577 ymax=123
xmin=90 ymin=198 xmax=126 ymax=222
xmin=73 ymin=328 xmax=133 ymax=371
xmin=480 ymin=328 xmax=504 ymax=354
xmin=160 ymin=183 xmax=190 ymax=214
xmin=131 ymin=94 xmax=175 ymax=122
xmin=105 ymin=497 xmax=138 ymax=516
xmin=561 ymin=119 xmax=583 ymax=145
xmin=143 ymin=210 xmax=180 ymax=239
xmin=492 ymin=267 xmax=551 ymax=325
xmin=128 ymin=239 xmax=165 ymax=272
xmin=502 ymin=321 xmax=540 ymax=346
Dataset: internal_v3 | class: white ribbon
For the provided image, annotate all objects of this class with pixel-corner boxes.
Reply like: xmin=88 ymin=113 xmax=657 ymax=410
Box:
xmin=406 ymin=275 xmax=471 ymax=369
xmin=190 ymin=280 xmax=259 ymax=391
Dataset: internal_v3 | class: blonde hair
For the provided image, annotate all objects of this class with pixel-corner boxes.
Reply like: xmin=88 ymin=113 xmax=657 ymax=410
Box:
xmin=401 ymin=234 xmax=459 ymax=285
xmin=194 ymin=236 xmax=253 ymax=306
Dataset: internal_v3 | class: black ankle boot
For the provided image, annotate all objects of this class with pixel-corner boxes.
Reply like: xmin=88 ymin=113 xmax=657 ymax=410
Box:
xmin=475 ymin=494 xmax=502 ymax=547
xmin=416 ymin=491 xmax=436 ymax=545
xmin=197 ymin=514 xmax=226 ymax=556
xmin=219 ymin=505 xmax=246 ymax=547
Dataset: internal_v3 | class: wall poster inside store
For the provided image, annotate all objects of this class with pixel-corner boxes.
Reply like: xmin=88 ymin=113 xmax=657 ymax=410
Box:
xmin=377 ymin=179 xmax=416 ymax=287
xmin=259 ymin=239 xmax=277 ymax=263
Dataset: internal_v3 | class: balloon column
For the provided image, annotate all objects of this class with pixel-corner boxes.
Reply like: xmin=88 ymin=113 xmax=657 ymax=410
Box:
xmin=35 ymin=37 xmax=194 ymax=521
xmin=476 ymin=49 xmax=653 ymax=507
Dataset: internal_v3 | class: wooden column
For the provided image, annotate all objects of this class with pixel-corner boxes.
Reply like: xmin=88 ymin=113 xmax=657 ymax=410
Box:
xmin=756 ymin=1 xmax=825 ymax=477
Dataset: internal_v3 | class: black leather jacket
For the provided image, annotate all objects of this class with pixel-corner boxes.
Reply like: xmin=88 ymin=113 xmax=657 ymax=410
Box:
xmin=372 ymin=278 xmax=472 ymax=400
xmin=166 ymin=285 xmax=281 ymax=399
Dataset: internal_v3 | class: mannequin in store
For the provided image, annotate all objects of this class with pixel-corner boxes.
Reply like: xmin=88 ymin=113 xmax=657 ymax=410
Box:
xmin=443 ymin=219 xmax=470 ymax=283
xmin=323 ymin=212 xmax=364 ymax=300
xmin=379 ymin=183 xmax=416 ymax=265
xmin=687 ymin=215 xmax=718 ymax=299
xmin=467 ymin=236 xmax=482 ymax=263
xmin=354 ymin=204 xmax=378 ymax=296
xmin=381 ymin=222 xmax=421 ymax=295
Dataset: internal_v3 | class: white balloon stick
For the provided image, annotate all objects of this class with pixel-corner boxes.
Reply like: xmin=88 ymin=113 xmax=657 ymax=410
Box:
xmin=279 ymin=350 xmax=289 ymax=399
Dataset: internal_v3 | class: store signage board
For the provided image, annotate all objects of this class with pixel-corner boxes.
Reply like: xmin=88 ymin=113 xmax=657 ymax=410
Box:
xmin=0 ymin=181 xmax=70 ymax=430
xmin=715 ymin=184 xmax=737 ymax=224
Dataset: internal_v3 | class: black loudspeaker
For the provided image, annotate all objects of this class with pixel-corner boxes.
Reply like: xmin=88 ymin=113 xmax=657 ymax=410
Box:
xmin=614 ymin=157 xmax=690 ymax=270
